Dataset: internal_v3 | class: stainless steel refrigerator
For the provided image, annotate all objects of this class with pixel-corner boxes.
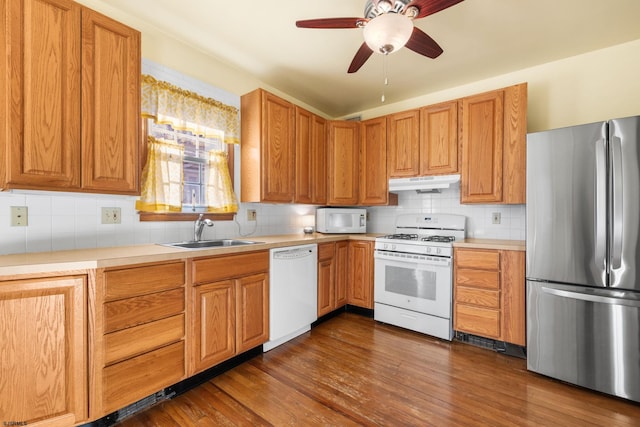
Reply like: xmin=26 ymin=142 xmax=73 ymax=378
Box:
xmin=526 ymin=115 xmax=640 ymax=403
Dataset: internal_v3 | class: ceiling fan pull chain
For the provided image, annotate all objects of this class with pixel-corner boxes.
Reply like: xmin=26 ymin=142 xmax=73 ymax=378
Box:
xmin=382 ymin=54 xmax=389 ymax=102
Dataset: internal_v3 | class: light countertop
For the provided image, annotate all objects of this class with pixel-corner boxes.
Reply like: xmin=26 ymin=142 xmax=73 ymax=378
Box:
xmin=453 ymin=238 xmax=526 ymax=251
xmin=0 ymin=233 xmax=382 ymax=277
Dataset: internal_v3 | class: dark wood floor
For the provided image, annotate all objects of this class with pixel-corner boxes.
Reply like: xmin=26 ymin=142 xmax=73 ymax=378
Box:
xmin=118 ymin=313 xmax=640 ymax=426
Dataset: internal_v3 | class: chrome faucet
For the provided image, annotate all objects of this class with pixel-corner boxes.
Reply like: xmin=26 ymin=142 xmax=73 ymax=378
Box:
xmin=194 ymin=214 xmax=214 ymax=241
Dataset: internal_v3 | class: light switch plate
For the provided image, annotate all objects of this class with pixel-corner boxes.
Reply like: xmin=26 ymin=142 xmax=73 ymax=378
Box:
xmin=10 ymin=206 xmax=28 ymax=226
xmin=492 ymin=212 xmax=501 ymax=224
xmin=102 ymin=207 xmax=121 ymax=224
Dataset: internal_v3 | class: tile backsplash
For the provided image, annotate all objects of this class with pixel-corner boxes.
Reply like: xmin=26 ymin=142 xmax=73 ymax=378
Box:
xmin=0 ymin=190 xmax=318 ymax=255
xmin=0 ymin=183 xmax=524 ymax=256
xmin=366 ymin=183 xmax=526 ymax=240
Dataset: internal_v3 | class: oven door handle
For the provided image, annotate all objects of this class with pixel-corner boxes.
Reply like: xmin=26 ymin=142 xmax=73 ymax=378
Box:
xmin=374 ymin=251 xmax=451 ymax=267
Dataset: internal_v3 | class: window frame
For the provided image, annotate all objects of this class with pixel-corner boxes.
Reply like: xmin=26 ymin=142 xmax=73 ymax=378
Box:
xmin=138 ymin=119 xmax=236 ymax=222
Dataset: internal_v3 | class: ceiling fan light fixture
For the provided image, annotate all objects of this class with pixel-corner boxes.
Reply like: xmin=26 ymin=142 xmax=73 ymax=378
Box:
xmin=363 ymin=13 xmax=413 ymax=55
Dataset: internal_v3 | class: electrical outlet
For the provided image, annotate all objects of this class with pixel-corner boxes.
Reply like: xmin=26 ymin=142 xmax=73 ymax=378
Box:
xmin=10 ymin=206 xmax=28 ymax=227
xmin=101 ymin=207 xmax=121 ymax=224
xmin=247 ymin=209 xmax=257 ymax=221
xmin=492 ymin=212 xmax=501 ymax=224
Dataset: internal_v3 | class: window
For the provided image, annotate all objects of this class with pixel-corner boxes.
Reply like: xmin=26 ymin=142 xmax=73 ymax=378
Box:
xmin=137 ymin=74 xmax=239 ymax=221
xmin=148 ymin=122 xmax=228 ymax=212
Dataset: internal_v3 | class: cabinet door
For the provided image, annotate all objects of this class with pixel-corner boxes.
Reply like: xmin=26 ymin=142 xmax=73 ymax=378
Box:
xmin=387 ymin=109 xmax=420 ymax=177
xmin=360 ymin=117 xmax=389 ymax=205
xmin=501 ymin=250 xmax=526 ymax=346
xmin=236 ymin=273 xmax=269 ymax=353
xmin=3 ymin=0 xmax=81 ymax=190
xmin=317 ymin=257 xmax=335 ymax=317
xmin=81 ymin=8 xmax=140 ymax=194
xmin=347 ymin=240 xmax=374 ymax=309
xmin=335 ymin=240 xmax=349 ymax=308
xmin=261 ymin=91 xmax=295 ymax=202
xmin=460 ymin=90 xmax=504 ymax=203
xmin=420 ymin=101 xmax=458 ymax=175
xmin=192 ymin=280 xmax=235 ymax=374
xmin=328 ymin=121 xmax=359 ymax=205
xmin=295 ymin=107 xmax=327 ymax=204
xmin=0 ymin=275 xmax=87 ymax=425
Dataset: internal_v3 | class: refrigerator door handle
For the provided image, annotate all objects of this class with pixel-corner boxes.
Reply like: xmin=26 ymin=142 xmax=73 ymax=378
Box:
xmin=611 ymin=135 xmax=623 ymax=270
xmin=541 ymin=286 xmax=640 ymax=308
xmin=595 ymin=137 xmax=607 ymax=271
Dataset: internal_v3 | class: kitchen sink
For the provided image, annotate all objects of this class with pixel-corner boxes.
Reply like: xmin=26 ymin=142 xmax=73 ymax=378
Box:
xmin=161 ymin=239 xmax=263 ymax=249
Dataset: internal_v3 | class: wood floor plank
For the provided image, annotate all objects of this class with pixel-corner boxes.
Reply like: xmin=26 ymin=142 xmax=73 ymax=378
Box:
xmin=117 ymin=313 xmax=640 ymax=426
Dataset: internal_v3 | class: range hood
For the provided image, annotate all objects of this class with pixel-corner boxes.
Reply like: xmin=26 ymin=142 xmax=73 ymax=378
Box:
xmin=388 ymin=174 xmax=460 ymax=193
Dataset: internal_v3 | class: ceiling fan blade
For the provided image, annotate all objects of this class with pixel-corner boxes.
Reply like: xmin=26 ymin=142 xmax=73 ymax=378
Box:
xmin=405 ymin=27 xmax=443 ymax=58
xmin=406 ymin=0 xmax=464 ymax=20
xmin=348 ymin=43 xmax=374 ymax=73
xmin=296 ymin=17 xmax=366 ymax=29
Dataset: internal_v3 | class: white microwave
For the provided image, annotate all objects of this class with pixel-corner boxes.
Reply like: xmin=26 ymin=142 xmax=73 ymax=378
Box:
xmin=316 ymin=208 xmax=367 ymax=234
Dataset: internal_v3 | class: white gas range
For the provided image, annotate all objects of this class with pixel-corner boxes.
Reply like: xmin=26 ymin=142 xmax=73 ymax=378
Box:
xmin=374 ymin=214 xmax=466 ymax=340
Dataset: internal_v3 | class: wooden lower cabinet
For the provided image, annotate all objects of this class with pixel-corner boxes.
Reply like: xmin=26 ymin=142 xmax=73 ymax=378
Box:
xmin=347 ymin=240 xmax=374 ymax=309
xmin=190 ymin=251 xmax=269 ymax=375
xmin=92 ymin=261 xmax=187 ymax=417
xmin=317 ymin=241 xmax=349 ymax=316
xmin=453 ymin=247 xmax=525 ymax=345
xmin=0 ymin=273 xmax=87 ymax=426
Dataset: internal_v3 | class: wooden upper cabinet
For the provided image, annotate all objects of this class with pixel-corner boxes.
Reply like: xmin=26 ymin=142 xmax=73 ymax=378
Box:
xmin=1 ymin=0 xmax=141 ymax=195
xmin=327 ymin=120 xmax=359 ymax=206
xmin=295 ymin=107 xmax=327 ymax=204
xmin=387 ymin=109 xmax=420 ymax=177
xmin=81 ymin=8 xmax=140 ymax=194
xmin=460 ymin=83 xmax=527 ymax=204
xmin=241 ymin=89 xmax=295 ymax=203
xmin=420 ymin=101 xmax=458 ymax=175
xmin=359 ymin=117 xmax=390 ymax=205
xmin=2 ymin=0 xmax=82 ymax=190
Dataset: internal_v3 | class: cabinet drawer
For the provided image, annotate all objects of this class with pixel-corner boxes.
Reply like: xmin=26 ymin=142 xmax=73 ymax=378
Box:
xmin=455 ymin=250 xmax=500 ymax=270
xmin=103 ymin=341 xmax=185 ymax=414
xmin=318 ymin=242 xmax=335 ymax=261
xmin=104 ymin=262 xmax=185 ymax=301
xmin=455 ymin=304 xmax=500 ymax=339
xmin=104 ymin=288 xmax=185 ymax=333
xmin=192 ymin=251 xmax=269 ymax=285
xmin=455 ymin=268 xmax=500 ymax=290
xmin=104 ymin=314 xmax=185 ymax=365
xmin=456 ymin=287 xmax=500 ymax=309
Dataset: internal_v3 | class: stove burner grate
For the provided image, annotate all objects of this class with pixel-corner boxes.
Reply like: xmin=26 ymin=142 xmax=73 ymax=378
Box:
xmin=382 ymin=233 xmax=419 ymax=241
xmin=421 ymin=235 xmax=456 ymax=243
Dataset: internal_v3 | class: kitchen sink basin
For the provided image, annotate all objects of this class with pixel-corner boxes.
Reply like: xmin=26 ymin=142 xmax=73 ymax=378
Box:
xmin=161 ymin=239 xmax=263 ymax=249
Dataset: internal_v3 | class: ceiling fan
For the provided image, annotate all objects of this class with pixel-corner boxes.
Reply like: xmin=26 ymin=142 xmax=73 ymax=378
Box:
xmin=296 ymin=0 xmax=464 ymax=73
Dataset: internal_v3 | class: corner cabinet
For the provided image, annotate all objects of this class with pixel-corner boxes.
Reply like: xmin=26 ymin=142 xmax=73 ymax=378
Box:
xmin=453 ymin=248 xmax=525 ymax=345
xmin=0 ymin=273 xmax=87 ymax=426
xmin=327 ymin=120 xmax=359 ymax=205
xmin=189 ymin=251 xmax=269 ymax=375
xmin=295 ymin=107 xmax=327 ymax=204
xmin=347 ymin=240 xmax=374 ymax=309
xmin=460 ymin=83 xmax=527 ymax=204
xmin=1 ymin=0 xmax=140 ymax=195
xmin=241 ymin=89 xmax=295 ymax=203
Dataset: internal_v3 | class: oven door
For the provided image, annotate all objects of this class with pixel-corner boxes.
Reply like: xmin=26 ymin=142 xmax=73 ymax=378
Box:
xmin=374 ymin=250 xmax=452 ymax=318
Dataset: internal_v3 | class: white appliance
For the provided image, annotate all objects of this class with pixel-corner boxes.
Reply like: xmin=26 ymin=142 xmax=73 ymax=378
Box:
xmin=264 ymin=244 xmax=318 ymax=351
xmin=374 ymin=214 xmax=466 ymax=340
xmin=388 ymin=174 xmax=460 ymax=193
xmin=316 ymin=208 xmax=366 ymax=234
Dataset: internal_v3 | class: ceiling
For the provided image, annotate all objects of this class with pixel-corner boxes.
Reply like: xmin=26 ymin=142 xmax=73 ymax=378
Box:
xmin=103 ymin=0 xmax=640 ymax=118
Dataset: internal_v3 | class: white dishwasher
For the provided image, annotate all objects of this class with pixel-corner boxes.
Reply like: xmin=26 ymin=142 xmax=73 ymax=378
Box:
xmin=263 ymin=244 xmax=318 ymax=352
